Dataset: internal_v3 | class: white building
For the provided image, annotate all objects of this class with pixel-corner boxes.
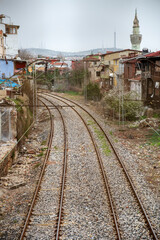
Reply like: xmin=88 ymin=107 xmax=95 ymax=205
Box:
xmin=0 ymin=14 xmax=20 ymax=59
xmin=0 ymin=30 xmax=6 ymax=58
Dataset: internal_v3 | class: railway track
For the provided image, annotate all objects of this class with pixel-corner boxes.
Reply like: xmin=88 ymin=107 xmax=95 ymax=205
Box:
xmin=19 ymin=98 xmax=54 ymax=239
xmin=19 ymin=90 xmax=159 ymax=239
xmin=39 ymin=95 xmax=68 ymax=240
xmin=38 ymin=92 xmax=158 ymax=240
xmin=19 ymin=97 xmax=67 ymax=239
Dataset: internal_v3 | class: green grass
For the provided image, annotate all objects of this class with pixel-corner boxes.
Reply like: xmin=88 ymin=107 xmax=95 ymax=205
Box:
xmin=64 ymin=90 xmax=81 ymax=96
xmin=41 ymin=140 xmax=47 ymax=145
xmin=87 ymin=120 xmax=95 ymax=125
xmin=146 ymin=129 xmax=160 ymax=146
xmin=41 ymin=147 xmax=48 ymax=151
xmin=153 ymin=113 xmax=160 ymax=118
xmin=33 ymin=162 xmax=41 ymax=169
xmin=87 ymin=120 xmax=111 ymax=156
xmin=37 ymin=152 xmax=44 ymax=157
xmin=11 ymin=98 xmax=23 ymax=112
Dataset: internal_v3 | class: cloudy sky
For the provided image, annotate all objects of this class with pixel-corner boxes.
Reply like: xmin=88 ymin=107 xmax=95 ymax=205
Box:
xmin=0 ymin=0 xmax=160 ymax=52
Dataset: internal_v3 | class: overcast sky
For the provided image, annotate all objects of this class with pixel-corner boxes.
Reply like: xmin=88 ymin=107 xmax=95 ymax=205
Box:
xmin=0 ymin=0 xmax=160 ymax=52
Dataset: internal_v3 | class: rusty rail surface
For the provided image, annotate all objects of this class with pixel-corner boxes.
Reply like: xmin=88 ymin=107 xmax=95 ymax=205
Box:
xmin=20 ymin=98 xmax=54 ymax=240
xmin=38 ymin=95 xmax=68 ymax=240
xmin=44 ymin=92 xmax=158 ymax=240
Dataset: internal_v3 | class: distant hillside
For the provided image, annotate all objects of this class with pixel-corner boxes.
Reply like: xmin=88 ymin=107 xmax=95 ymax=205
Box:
xmin=19 ymin=47 xmax=122 ymax=58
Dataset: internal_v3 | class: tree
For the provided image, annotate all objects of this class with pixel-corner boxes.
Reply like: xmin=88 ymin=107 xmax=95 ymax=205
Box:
xmin=18 ymin=49 xmax=34 ymax=60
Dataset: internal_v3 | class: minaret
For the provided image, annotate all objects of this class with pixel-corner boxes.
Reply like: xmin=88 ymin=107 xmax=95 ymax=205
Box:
xmin=130 ymin=9 xmax=142 ymax=50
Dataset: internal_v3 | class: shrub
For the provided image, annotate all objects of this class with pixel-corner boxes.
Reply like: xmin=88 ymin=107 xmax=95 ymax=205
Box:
xmin=85 ymin=82 xmax=102 ymax=101
xmin=103 ymin=90 xmax=143 ymax=121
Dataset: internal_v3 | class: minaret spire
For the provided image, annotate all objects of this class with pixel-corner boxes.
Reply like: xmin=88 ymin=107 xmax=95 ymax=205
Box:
xmin=135 ymin=8 xmax=137 ymax=17
xmin=130 ymin=9 xmax=142 ymax=50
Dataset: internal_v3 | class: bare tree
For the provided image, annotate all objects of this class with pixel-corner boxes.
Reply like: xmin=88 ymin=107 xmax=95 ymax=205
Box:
xmin=18 ymin=49 xmax=34 ymax=60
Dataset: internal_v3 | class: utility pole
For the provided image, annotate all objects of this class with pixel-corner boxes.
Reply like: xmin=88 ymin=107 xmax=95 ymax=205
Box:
xmin=0 ymin=111 xmax=1 ymax=141
xmin=84 ymin=61 xmax=87 ymax=103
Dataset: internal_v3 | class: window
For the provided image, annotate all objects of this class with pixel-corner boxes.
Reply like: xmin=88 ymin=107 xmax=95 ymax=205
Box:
xmin=101 ymin=66 xmax=105 ymax=72
xmin=6 ymin=27 xmax=10 ymax=34
xmin=96 ymin=71 xmax=100 ymax=77
xmin=5 ymin=26 xmax=17 ymax=34
xmin=13 ymin=28 xmax=16 ymax=34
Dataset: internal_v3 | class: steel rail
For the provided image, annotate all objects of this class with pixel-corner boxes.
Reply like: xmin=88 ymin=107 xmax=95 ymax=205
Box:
xmin=45 ymin=92 xmax=158 ymax=240
xmin=39 ymin=95 xmax=68 ymax=240
xmin=20 ymin=98 xmax=54 ymax=240
xmin=39 ymin=93 xmax=121 ymax=240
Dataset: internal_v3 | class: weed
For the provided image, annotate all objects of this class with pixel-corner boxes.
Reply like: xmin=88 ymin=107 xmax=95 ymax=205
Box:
xmin=41 ymin=140 xmax=47 ymax=145
xmin=13 ymin=219 xmax=18 ymax=224
xmin=11 ymin=98 xmax=23 ymax=112
xmin=153 ymin=113 xmax=160 ymax=119
xmin=94 ymin=126 xmax=111 ymax=155
xmin=87 ymin=120 xmax=95 ymax=126
xmin=41 ymin=147 xmax=48 ymax=151
xmin=54 ymin=146 xmax=58 ymax=150
xmin=37 ymin=152 xmax=43 ymax=157
xmin=33 ymin=162 xmax=41 ymax=168
xmin=146 ymin=130 xmax=160 ymax=146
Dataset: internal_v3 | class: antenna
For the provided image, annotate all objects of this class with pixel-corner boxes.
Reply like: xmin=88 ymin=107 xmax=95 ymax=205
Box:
xmin=114 ymin=32 xmax=116 ymax=49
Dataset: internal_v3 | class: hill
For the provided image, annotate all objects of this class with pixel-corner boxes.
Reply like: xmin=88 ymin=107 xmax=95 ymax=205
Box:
xmin=19 ymin=47 xmax=122 ymax=58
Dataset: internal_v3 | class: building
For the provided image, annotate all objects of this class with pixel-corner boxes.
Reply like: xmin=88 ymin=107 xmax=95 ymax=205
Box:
xmin=0 ymin=59 xmax=14 ymax=78
xmin=130 ymin=9 xmax=142 ymax=50
xmin=122 ymin=50 xmax=160 ymax=107
xmin=0 ymin=58 xmax=27 ymax=79
xmin=100 ymin=49 xmax=141 ymax=89
xmin=138 ymin=51 xmax=160 ymax=107
xmin=0 ymin=14 xmax=20 ymax=59
xmin=83 ymin=54 xmax=102 ymax=85
xmin=0 ymin=30 xmax=6 ymax=58
xmin=123 ymin=56 xmax=142 ymax=99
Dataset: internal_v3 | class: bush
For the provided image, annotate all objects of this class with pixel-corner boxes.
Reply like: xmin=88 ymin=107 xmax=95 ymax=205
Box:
xmin=103 ymin=90 xmax=143 ymax=121
xmin=85 ymin=82 xmax=102 ymax=101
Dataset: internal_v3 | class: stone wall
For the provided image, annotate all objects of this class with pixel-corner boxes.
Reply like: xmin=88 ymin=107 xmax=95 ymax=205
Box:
xmin=0 ymin=94 xmax=33 ymax=177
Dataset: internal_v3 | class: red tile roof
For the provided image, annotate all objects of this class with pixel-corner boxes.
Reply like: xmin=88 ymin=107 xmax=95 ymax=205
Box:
xmin=55 ymin=62 xmax=67 ymax=66
xmin=83 ymin=57 xmax=100 ymax=62
xmin=145 ymin=51 xmax=160 ymax=57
